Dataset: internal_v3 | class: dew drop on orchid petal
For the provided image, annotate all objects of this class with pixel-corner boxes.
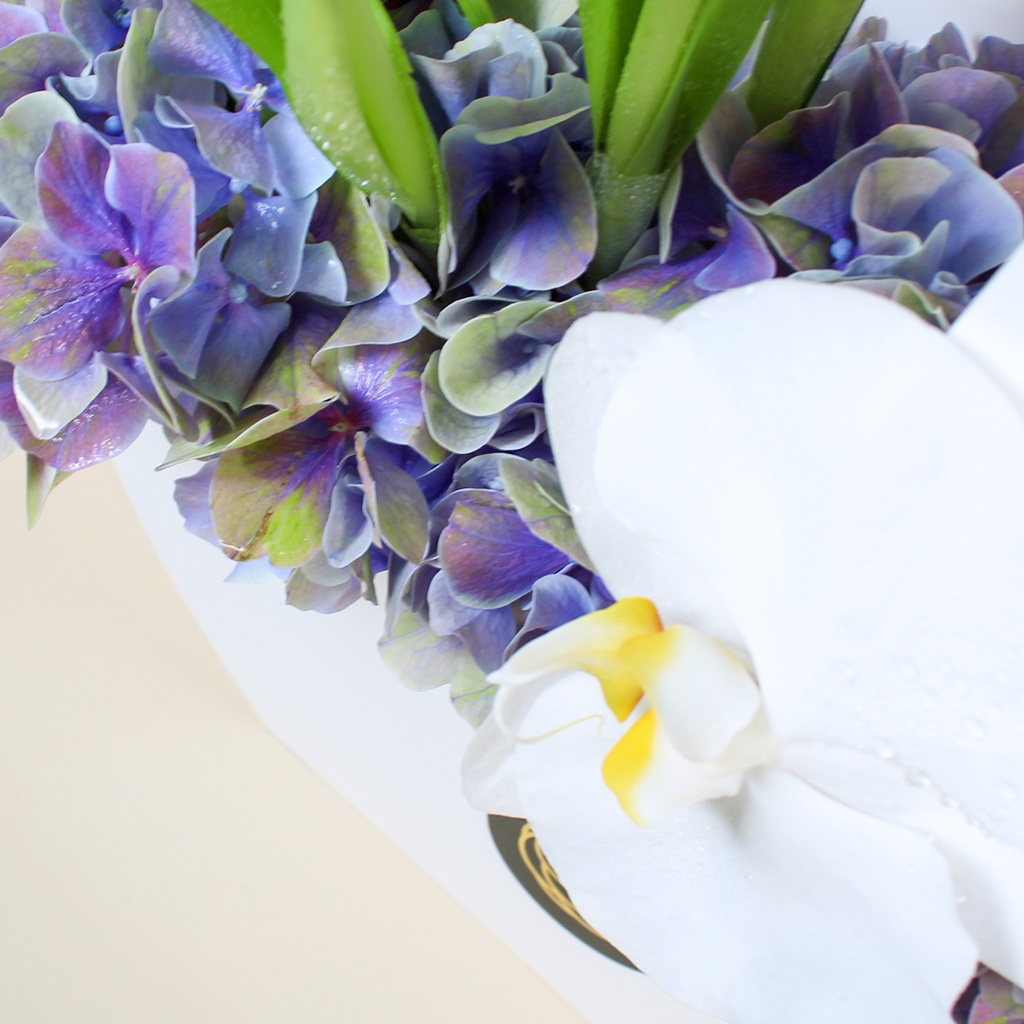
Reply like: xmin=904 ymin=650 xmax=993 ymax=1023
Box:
xmin=895 ymin=658 xmax=918 ymax=681
xmin=872 ymin=737 xmax=897 ymax=760
xmin=963 ymin=717 xmax=987 ymax=741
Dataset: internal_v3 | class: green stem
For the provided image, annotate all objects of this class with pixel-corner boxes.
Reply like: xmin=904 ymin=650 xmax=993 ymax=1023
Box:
xmin=586 ymin=155 xmax=669 ymax=284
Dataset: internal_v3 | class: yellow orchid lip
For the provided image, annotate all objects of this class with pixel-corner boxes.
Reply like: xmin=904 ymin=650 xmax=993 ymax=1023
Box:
xmin=493 ymin=597 xmax=775 ymax=827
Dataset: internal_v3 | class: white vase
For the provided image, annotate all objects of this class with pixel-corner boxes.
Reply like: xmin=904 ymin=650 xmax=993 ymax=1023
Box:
xmin=117 ymin=4 xmax=1024 ymax=1022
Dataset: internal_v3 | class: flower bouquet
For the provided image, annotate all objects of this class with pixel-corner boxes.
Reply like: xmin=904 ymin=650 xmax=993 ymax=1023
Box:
xmin=4 ymin=0 xmax=1024 ymax=1020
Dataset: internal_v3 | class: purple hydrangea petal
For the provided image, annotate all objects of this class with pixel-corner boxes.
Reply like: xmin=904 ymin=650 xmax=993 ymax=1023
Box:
xmin=294 ymin=242 xmax=348 ymax=304
xmin=285 ymin=557 xmax=362 ymax=614
xmin=310 ymin=177 xmax=391 ymax=305
xmin=694 ymin=208 xmax=777 ymax=291
xmin=852 ymin=154 xmax=952 ymax=235
xmin=0 ymin=2 xmax=48 ymax=47
xmin=263 ymin=110 xmax=335 ymax=199
xmin=331 ymin=335 xmax=433 ymax=445
xmin=195 ymin=299 xmax=291 ymax=411
xmin=489 ymin=131 xmax=596 ymax=289
xmin=438 ymin=299 xmax=552 ymax=415
xmin=730 ymin=93 xmax=851 ymax=205
xmin=61 ymin=0 xmax=127 ymax=58
xmin=323 ymin=468 xmax=373 ymax=568
xmin=975 ymin=37 xmax=1024 ymax=79
xmin=132 ymin=112 xmax=232 ymax=222
xmin=11 ymin=357 xmax=106 ymax=438
xmin=245 ymin=304 xmax=340 ymax=411
xmin=322 ymin=292 xmax=423 ymax=349
xmin=488 ymin=401 xmax=545 ymax=451
xmin=967 ymin=968 xmax=1024 ymax=1023
xmin=421 ymin=350 xmax=500 ymax=454
xmin=106 ymin=142 xmax=196 ymax=276
xmin=223 ymin=192 xmax=316 ymax=297
xmin=457 ymin=602 xmax=515 ymax=672
xmin=379 ymin=606 xmax=482 ymax=694
xmin=903 ymin=67 xmax=1018 ymax=146
xmin=210 ymin=428 xmax=342 ymax=567
xmin=149 ymin=0 xmax=258 ymax=95
xmin=0 ymin=354 xmax=19 ymax=421
xmin=814 ymin=43 xmax=907 ymax=148
xmin=0 ymin=225 xmax=130 ymax=379
xmin=912 ymin=147 xmax=1024 ymax=280
xmin=18 ymin=374 xmax=147 ymax=471
xmin=438 ymin=491 xmax=572 ymax=609
xmin=174 ymin=99 xmax=275 ymax=194
xmin=173 ymin=461 xmax=218 ymax=545
xmin=356 ymin=437 xmax=430 ymax=564
xmin=1002 ymin=164 xmax=1024 ymax=211
xmin=414 ymin=43 xmax=498 ymax=126
xmin=601 ymin=210 xmax=775 ymax=316
xmin=0 ymin=33 xmax=86 ymax=114
xmin=387 ymin=245 xmax=431 ymax=305
xmin=147 ymin=228 xmax=232 ymax=376
xmin=506 ymin=573 xmax=596 ymax=656
xmin=37 ymin=121 xmax=129 ymax=256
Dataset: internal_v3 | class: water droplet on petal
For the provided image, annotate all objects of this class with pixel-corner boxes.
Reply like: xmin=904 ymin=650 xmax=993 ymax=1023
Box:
xmin=963 ymin=717 xmax=986 ymax=741
xmin=946 ymin=671 xmax=969 ymax=696
xmin=998 ymin=780 xmax=1019 ymax=804
xmin=895 ymin=658 xmax=918 ymax=681
xmin=872 ymin=737 xmax=896 ymax=760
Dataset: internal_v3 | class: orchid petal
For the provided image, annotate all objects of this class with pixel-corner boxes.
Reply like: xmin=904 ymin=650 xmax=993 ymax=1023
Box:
xmin=543 ymin=311 xmax=746 ymax=653
xmin=504 ymin=674 xmax=977 ymax=1024
xmin=562 ymin=281 xmax=1024 ymax=980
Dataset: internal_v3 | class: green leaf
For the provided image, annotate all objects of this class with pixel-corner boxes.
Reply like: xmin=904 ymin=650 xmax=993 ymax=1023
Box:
xmin=486 ymin=0 xmax=578 ymax=30
xmin=190 ymin=0 xmax=284 ymax=71
xmin=748 ymin=0 xmax=865 ymax=131
xmin=606 ymin=0 xmax=772 ymax=179
xmin=281 ymin=0 xmax=444 ymax=232
xmin=579 ymin=0 xmax=643 ymax=146
xmin=587 ymin=0 xmax=772 ymax=278
xmin=458 ymin=0 xmax=496 ymax=28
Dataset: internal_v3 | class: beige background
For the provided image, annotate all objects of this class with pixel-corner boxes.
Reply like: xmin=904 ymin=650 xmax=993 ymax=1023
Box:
xmin=0 ymin=454 xmax=583 ymax=1024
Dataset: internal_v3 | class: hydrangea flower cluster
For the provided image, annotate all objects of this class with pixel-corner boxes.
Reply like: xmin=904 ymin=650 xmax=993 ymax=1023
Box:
xmin=0 ymin=5 xmax=1023 ymax=1014
xmin=0 ymin=3 xmax=1022 ymax=713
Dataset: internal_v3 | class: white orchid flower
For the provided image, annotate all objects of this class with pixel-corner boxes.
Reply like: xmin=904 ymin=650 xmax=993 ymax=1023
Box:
xmin=462 ymin=272 xmax=1024 ymax=1024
